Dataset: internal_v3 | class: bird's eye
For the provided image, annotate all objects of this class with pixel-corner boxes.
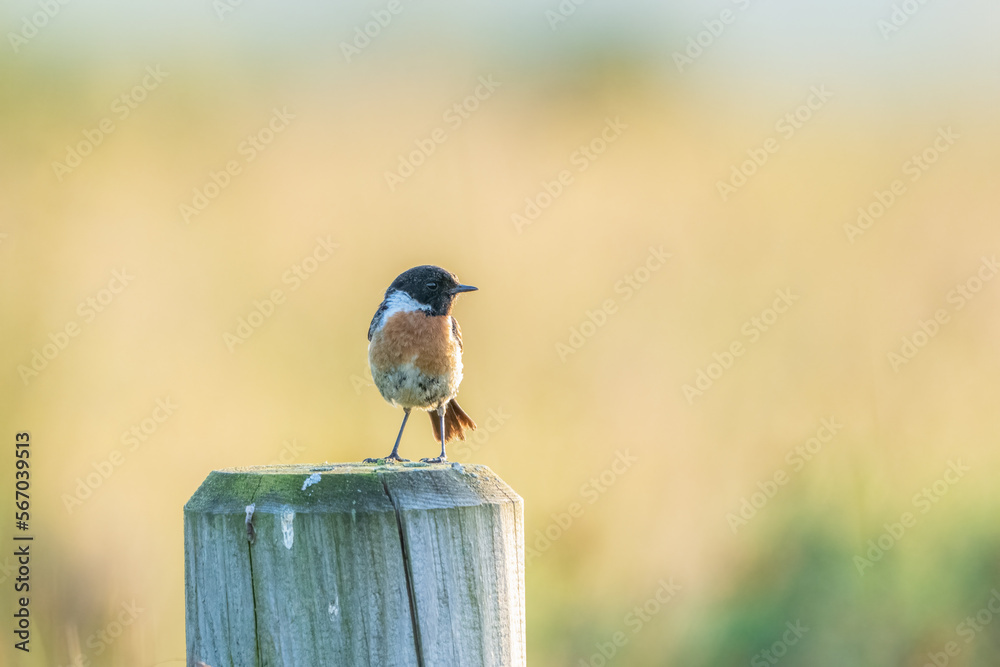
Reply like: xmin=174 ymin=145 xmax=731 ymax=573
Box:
xmin=426 ymin=282 xmax=438 ymax=291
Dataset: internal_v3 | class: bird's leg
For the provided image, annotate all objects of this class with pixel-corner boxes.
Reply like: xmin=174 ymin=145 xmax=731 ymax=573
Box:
xmin=364 ymin=408 xmax=411 ymax=463
xmin=421 ymin=404 xmax=448 ymax=464
xmin=387 ymin=408 xmax=412 ymax=461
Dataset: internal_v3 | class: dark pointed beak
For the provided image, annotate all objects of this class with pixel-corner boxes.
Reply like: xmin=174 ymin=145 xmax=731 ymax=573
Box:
xmin=450 ymin=284 xmax=478 ymax=295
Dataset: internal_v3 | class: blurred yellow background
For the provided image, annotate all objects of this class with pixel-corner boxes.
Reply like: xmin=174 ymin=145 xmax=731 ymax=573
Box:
xmin=2 ymin=0 xmax=1000 ymax=665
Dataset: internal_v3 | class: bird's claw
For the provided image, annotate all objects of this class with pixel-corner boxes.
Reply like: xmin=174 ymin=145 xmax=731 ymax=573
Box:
xmin=420 ymin=456 xmax=447 ymax=464
xmin=363 ymin=456 xmax=410 ymax=464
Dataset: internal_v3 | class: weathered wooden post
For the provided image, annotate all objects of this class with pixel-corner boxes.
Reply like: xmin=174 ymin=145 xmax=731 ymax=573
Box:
xmin=184 ymin=462 xmax=525 ymax=667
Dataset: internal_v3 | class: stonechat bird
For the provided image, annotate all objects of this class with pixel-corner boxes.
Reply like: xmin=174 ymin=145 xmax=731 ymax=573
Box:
xmin=365 ymin=265 xmax=477 ymax=463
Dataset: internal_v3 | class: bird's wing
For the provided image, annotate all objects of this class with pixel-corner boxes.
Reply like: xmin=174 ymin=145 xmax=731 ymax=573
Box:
xmin=451 ymin=316 xmax=463 ymax=352
xmin=368 ymin=300 xmax=388 ymax=342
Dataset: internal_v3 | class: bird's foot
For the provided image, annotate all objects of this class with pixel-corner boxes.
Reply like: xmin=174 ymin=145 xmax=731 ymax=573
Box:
xmin=363 ymin=455 xmax=410 ymax=464
xmin=420 ymin=456 xmax=447 ymax=464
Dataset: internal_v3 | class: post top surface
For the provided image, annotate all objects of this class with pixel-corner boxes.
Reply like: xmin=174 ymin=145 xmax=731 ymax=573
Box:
xmin=185 ymin=462 xmax=521 ymax=514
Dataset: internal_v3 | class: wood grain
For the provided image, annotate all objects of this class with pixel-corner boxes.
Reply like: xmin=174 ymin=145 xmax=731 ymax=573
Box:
xmin=184 ymin=463 xmax=525 ymax=667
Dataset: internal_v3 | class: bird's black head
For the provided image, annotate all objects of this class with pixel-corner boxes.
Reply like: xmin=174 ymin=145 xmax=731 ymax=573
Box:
xmin=388 ymin=265 xmax=477 ymax=315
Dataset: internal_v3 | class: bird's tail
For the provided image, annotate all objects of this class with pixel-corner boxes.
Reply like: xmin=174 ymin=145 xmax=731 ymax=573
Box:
xmin=430 ymin=399 xmax=476 ymax=443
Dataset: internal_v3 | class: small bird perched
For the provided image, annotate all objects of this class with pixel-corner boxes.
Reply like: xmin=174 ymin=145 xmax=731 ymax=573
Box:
xmin=365 ymin=265 xmax=477 ymax=463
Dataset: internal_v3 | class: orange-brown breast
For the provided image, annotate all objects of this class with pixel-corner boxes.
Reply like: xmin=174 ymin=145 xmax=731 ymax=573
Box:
xmin=369 ymin=311 xmax=458 ymax=376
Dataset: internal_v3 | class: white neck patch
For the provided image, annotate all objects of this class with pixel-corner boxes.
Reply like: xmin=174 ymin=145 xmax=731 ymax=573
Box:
xmin=378 ymin=290 xmax=431 ymax=330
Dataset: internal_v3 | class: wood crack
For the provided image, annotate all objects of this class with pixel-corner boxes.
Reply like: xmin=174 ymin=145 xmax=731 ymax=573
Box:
xmin=246 ymin=476 xmax=265 ymax=667
xmin=379 ymin=472 xmax=425 ymax=667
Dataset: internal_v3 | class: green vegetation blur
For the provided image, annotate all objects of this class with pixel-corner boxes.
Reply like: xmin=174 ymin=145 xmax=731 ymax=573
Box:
xmin=2 ymin=1 xmax=999 ymax=665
